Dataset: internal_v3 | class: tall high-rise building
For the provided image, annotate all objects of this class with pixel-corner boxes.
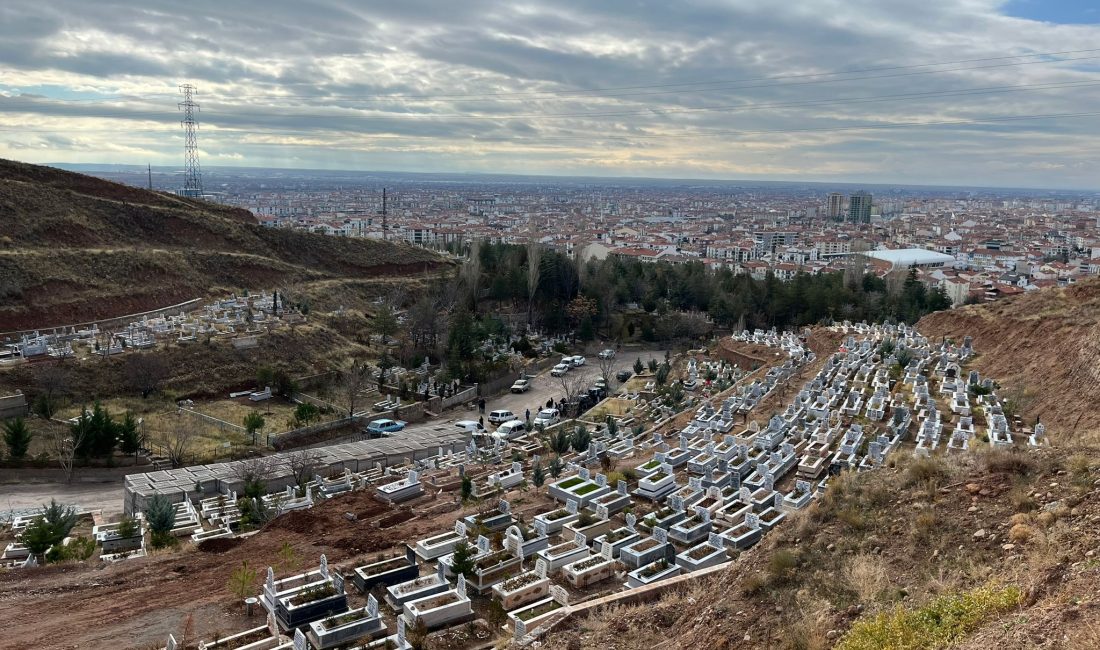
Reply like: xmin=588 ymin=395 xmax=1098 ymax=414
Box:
xmin=826 ymin=192 xmax=843 ymax=220
xmin=848 ymin=191 xmax=872 ymax=223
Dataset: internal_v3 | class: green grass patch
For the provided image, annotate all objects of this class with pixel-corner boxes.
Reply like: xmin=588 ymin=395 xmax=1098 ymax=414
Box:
xmin=836 ymin=585 xmax=1021 ymax=650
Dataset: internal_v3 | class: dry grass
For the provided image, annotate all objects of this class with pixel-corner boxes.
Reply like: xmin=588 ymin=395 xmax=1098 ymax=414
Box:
xmin=1008 ymin=523 xmax=1034 ymax=544
xmin=845 ymin=554 xmax=889 ymax=604
xmin=982 ymin=448 xmax=1036 ymax=476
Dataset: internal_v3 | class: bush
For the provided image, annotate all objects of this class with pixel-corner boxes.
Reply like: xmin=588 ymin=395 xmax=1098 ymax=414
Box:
xmin=836 ymin=585 xmax=1021 ymax=650
xmin=116 ymin=517 xmax=139 ymax=539
xmin=903 ymin=456 xmax=949 ymax=488
xmin=1008 ymin=523 xmax=1034 ymax=543
xmin=144 ymin=493 xmax=176 ymax=543
xmin=3 ymin=417 xmax=32 ymax=459
xmin=46 ymin=536 xmax=96 ymax=563
xmin=983 ymin=449 xmax=1035 ymax=476
xmin=766 ymin=548 xmax=799 ymax=584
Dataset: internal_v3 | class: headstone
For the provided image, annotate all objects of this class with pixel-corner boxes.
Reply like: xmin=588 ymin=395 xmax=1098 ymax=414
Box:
xmin=455 ymin=520 xmax=467 ymax=537
xmin=333 ymin=573 xmax=345 ymax=595
xmin=265 ymin=567 xmax=275 ymax=595
xmin=319 ymin=554 xmax=329 ymax=579
xmin=579 ymin=467 xmax=591 ymax=481
xmin=457 ymin=574 xmax=467 ymax=598
xmin=566 ymin=499 xmax=579 ymax=515
xmin=688 ymin=477 xmax=702 ymax=490
xmin=739 ymin=487 xmax=752 ymax=502
xmin=367 ymin=594 xmax=379 ymax=618
xmin=626 ymin=512 xmax=637 ymax=531
xmin=436 ymin=561 xmax=446 ymax=581
xmin=745 ymin=513 xmax=760 ymax=529
xmin=267 ymin=611 xmax=278 ymax=638
xmin=499 ymin=499 xmax=511 ymax=514
xmin=550 ymin=584 xmax=569 ymax=605
xmin=670 ymin=495 xmax=685 ymax=512
xmin=535 ymin=558 xmax=549 ymax=579
xmin=595 ymin=473 xmax=608 ymax=487
xmin=534 ymin=519 xmax=548 ymax=538
xmin=653 ymin=527 xmax=668 ymax=545
xmin=617 ymin=480 xmax=628 ymax=496
xmin=574 ymin=531 xmax=587 ymax=546
xmin=514 ymin=617 xmax=528 ymax=642
xmin=708 ymin=532 xmax=724 ymax=548
xmin=763 ymin=473 xmax=775 ymax=492
xmin=397 ymin=617 xmax=407 ymax=647
xmin=601 ymin=541 xmax=613 ymax=560
xmin=596 ymin=503 xmax=609 ymax=520
xmin=166 ymin=635 xmax=177 ymax=650
xmin=477 ymin=535 xmax=491 ymax=553
xmin=293 ymin=628 xmax=307 ymax=650
xmin=795 ymin=479 xmax=811 ymax=494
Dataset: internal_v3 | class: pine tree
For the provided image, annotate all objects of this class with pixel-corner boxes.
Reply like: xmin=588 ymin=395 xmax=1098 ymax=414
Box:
xmin=450 ymin=540 xmax=476 ymax=579
xmin=532 ymin=462 xmax=545 ymax=489
xmin=3 ymin=417 xmax=32 ymax=459
xmin=118 ymin=412 xmax=141 ymax=456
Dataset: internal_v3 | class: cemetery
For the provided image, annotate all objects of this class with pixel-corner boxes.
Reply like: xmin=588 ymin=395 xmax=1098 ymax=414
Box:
xmin=4 ymin=319 xmax=1058 ymax=650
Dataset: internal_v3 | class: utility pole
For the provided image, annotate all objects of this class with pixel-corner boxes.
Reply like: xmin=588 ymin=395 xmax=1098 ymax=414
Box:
xmin=147 ymin=163 xmax=152 ymax=191
xmin=382 ymin=187 xmax=388 ymax=241
xmin=178 ymin=84 xmax=203 ymax=197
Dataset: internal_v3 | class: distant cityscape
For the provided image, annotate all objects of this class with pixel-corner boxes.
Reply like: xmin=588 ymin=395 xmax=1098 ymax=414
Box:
xmin=80 ymin=164 xmax=1100 ymax=308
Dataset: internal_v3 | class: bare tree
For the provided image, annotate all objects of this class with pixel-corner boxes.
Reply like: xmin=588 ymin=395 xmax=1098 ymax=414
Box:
xmin=48 ymin=425 xmax=84 ymax=484
xmin=458 ymin=240 xmax=482 ymax=311
xmin=597 ymin=353 xmax=616 ymax=389
xmin=34 ymin=362 xmax=70 ymax=419
xmin=341 ymin=360 xmax=371 ymax=417
xmin=162 ymin=416 xmax=199 ymax=468
xmin=284 ymin=448 xmax=324 ymax=489
xmin=526 ymin=243 xmax=542 ymax=327
xmin=557 ymin=374 xmax=589 ymax=413
xmin=233 ymin=456 xmax=277 ymax=497
xmin=125 ymin=353 xmax=170 ymax=398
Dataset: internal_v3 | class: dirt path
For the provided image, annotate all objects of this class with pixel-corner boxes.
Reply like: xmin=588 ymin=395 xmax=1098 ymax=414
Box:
xmin=1 ymin=482 xmax=124 ymax=520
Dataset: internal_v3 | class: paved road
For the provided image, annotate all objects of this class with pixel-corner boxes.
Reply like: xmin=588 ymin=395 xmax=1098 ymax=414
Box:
xmin=1 ymin=481 xmax=124 ymax=520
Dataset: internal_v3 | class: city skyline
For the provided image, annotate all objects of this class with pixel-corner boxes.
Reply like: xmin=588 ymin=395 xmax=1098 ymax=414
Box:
xmin=2 ymin=1 xmax=1100 ymax=188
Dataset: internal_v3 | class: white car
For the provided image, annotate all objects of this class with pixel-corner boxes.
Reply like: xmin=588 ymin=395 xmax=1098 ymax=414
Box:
xmin=570 ymin=355 xmax=586 ymax=367
xmin=510 ymin=378 xmax=531 ymax=393
xmin=488 ymin=409 xmax=516 ymax=425
xmin=550 ymin=363 xmax=571 ymax=377
xmin=533 ymin=408 xmax=560 ymax=427
xmin=454 ymin=420 xmax=486 ymax=434
xmin=598 ymin=349 xmax=615 ymax=360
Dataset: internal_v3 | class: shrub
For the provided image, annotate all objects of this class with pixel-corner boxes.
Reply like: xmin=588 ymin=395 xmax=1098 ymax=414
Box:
xmin=145 ymin=494 xmax=176 ymax=546
xmin=983 ymin=449 xmax=1035 ymax=476
xmin=904 ymin=456 xmax=948 ymax=488
xmin=766 ymin=548 xmax=799 ymax=584
xmin=1009 ymin=487 xmax=1037 ymax=512
xmin=912 ymin=509 xmax=938 ymax=543
xmin=46 ymin=536 xmax=96 ymax=563
xmin=228 ymin=560 xmax=258 ymax=601
xmin=116 ymin=517 xmax=139 ymax=539
xmin=835 ymin=585 xmax=1021 ymax=650
xmin=460 ymin=475 xmax=473 ymax=500
xmin=1008 ymin=523 xmax=1034 ymax=543
xmin=741 ymin=572 xmax=767 ymax=596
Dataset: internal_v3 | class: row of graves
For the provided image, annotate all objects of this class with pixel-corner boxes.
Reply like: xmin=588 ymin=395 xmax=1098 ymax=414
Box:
xmin=0 ymin=291 xmax=295 ymax=365
xmin=157 ymin=323 xmax=1032 ymax=648
xmin=0 ymin=506 xmax=146 ymax=569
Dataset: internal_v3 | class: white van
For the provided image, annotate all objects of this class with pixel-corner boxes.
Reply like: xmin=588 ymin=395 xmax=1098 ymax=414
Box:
xmin=495 ymin=420 xmax=527 ymax=440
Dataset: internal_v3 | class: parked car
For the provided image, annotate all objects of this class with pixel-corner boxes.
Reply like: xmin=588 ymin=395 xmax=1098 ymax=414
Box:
xmin=570 ymin=355 xmax=586 ymax=367
xmin=510 ymin=378 xmax=531 ymax=393
xmin=366 ymin=418 xmax=406 ymax=434
xmin=454 ymin=420 xmax=486 ymax=434
xmin=550 ymin=363 xmax=571 ymax=377
xmin=616 ymin=370 xmax=633 ymax=382
xmin=533 ymin=408 xmax=560 ymax=427
xmin=488 ymin=409 xmax=516 ymax=425
xmin=495 ymin=420 xmax=528 ymax=440
xmin=598 ymin=349 xmax=616 ymax=360
xmin=594 ymin=378 xmax=608 ymax=391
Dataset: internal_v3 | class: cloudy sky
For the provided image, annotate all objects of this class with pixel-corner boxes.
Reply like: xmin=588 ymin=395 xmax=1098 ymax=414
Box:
xmin=2 ymin=0 xmax=1100 ymax=188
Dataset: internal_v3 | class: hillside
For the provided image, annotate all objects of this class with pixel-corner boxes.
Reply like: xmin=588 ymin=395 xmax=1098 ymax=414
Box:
xmin=0 ymin=158 xmax=442 ymax=331
xmin=918 ymin=278 xmax=1100 ymax=445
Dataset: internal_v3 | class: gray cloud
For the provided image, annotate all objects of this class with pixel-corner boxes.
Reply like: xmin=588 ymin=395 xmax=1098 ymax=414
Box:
xmin=1 ymin=0 xmax=1099 ymax=187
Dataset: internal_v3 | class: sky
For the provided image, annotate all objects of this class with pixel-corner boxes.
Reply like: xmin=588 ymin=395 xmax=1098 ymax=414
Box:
xmin=1 ymin=0 xmax=1100 ymax=189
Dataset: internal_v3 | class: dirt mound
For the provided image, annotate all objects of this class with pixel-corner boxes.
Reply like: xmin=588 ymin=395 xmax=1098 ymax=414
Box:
xmin=195 ymin=537 xmax=243 ymax=554
xmin=918 ymin=278 xmax=1100 ymax=444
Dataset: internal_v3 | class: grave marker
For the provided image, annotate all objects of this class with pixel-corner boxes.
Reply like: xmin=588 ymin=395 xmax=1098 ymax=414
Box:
xmin=367 ymin=594 xmax=379 ymax=618
xmin=319 ymin=554 xmax=329 ymax=579
xmin=267 ymin=611 xmax=278 ymax=638
xmin=708 ymin=532 xmax=724 ymax=548
xmin=535 ymin=558 xmax=549 ymax=579
xmin=534 ymin=519 xmax=548 ymax=538
xmin=477 ymin=535 xmax=491 ymax=553
xmin=601 ymin=541 xmax=614 ymax=560
xmin=653 ymin=527 xmax=668 ymax=545
xmin=618 ymin=480 xmax=629 ymax=495
xmin=595 ymin=473 xmax=608 ymax=488
xmin=457 ymin=574 xmax=467 ymax=599
xmin=574 ymin=531 xmax=587 ymax=547
xmin=455 ymin=520 xmax=467 ymax=537
xmin=166 ymin=635 xmax=177 ymax=650
xmin=579 ymin=467 xmax=591 ymax=481
xmin=625 ymin=512 xmax=637 ymax=531
xmin=566 ymin=499 xmax=579 ymax=515
xmin=745 ymin=513 xmax=760 ymax=529
xmin=670 ymin=495 xmax=685 ymax=512
xmin=514 ymin=617 xmax=528 ymax=642
xmin=397 ymin=617 xmax=406 ymax=647
xmin=333 ymin=573 xmax=345 ymax=595
xmin=596 ymin=503 xmax=609 ymax=520
xmin=294 ymin=628 xmax=307 ymax=650
xmin=499 ymin=499 xmax=511 ymax=514
xmin=550 ymin=584 xmax=569 ymax=605
xmin=688 ymin=477 xmax=702 ymax=490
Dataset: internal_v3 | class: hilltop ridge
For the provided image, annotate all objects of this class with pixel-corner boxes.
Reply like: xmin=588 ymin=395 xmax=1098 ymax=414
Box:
xmin=0 ymin=159 xmax=442 ymax=331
